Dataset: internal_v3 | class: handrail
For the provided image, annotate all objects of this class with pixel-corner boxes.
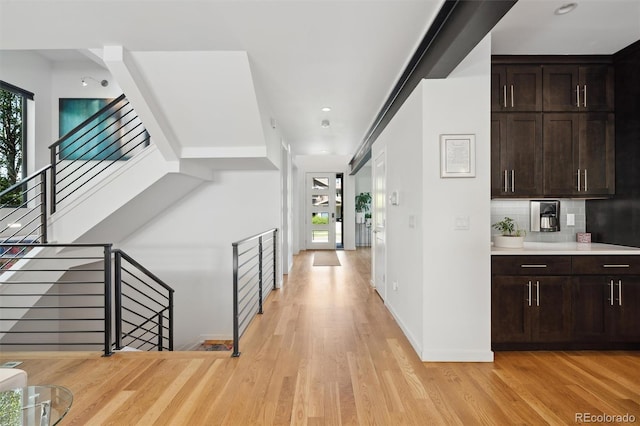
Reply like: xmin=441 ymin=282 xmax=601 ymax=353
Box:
xmin=113 ymin=249 xmax=174 ymax=351
xmin=232 ymin=228 xmax=278 ymax=357
xmin=0 ymin=242 xmax=174 ymax=355
xmin=231 ymin=228 xmax=279 ymax=247
xmin=0 ymin=166 xmax=51 ymax=244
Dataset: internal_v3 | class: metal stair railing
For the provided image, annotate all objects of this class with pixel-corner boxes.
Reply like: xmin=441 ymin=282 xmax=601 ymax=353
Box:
xmin=0 ymin=243 xmax=174 ymax=356
xmin=49 ymin=94 xmax=151 ymax=214
xmin=231 ymin=228 xmax=278 ymax=357
xmin=113 ymin=249 xmax=174 ymax=352
xmin=0 ymin=166 xmax=50 ymax=246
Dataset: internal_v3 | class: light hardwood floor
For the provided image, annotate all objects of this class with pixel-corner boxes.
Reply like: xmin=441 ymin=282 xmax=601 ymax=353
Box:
xmin=2 ymin=249 xmax=639 ymax=425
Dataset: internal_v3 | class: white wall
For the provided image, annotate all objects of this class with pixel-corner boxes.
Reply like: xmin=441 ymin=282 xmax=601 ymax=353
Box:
xmin=293 ymin=155 xmax=355 ymax=251
xmin=120 ymin=169 xmax=281 ymax=349
xmin=371 ymin=85 xmax=425 ymax=352
xmin=50 ymin=61 xmax=121 ymax=140
xmin=371 ymin=35 xmax=493 ymax=362
xmin=420 ymin=34 xmax=492 ymax=362
xmin=355 ymin=163 xmax=372 ymax=196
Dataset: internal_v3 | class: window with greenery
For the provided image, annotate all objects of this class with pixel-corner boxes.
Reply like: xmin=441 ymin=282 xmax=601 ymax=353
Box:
xmin=0 ymin=82 xmax=28 ymax=206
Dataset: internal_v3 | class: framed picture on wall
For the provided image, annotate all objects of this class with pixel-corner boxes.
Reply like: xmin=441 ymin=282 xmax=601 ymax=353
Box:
xmin=59 ymin=98 xmax=121 ymax=160
xmin=440 ymin=134 xmax=476 ymax=178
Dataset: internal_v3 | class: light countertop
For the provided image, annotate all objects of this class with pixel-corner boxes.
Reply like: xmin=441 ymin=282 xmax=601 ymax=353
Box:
xmin=491 ymin=242 xmax=640 ymax=255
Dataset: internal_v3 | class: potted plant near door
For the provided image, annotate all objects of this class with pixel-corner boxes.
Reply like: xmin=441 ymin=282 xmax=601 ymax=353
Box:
xmin=492 ymin=217 xmax=526 ymax=248
xmin=355 ymin=192 xmax=371 ymax=224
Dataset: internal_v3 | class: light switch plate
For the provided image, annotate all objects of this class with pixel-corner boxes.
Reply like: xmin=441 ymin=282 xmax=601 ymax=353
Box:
xmin=454 ymin=216 xmax=470 ymax=230
xmin=567 ymin=213 xmax=575 ymax=226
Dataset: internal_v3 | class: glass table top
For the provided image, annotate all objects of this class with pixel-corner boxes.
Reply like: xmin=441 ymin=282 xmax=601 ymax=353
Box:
xmin=0 ymin=385 xmax=73 ymax=426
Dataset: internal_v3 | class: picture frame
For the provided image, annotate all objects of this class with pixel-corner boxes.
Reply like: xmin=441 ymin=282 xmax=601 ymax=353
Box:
xmin=440 ymin=134 xmax=476 ymax=178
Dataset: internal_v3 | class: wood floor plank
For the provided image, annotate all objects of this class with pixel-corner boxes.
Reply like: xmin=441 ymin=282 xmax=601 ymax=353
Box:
xmin=1 ymin=249 xmax=638 ymax=425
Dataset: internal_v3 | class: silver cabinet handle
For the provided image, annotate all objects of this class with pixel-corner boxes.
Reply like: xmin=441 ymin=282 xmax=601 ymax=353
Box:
xmin=527 ymin=281 xmax=532 ymax=307
xmin=535 ymin=281 xmax=540 ymax=307
xmin=577 ymin=169 xmax=581 ymax=191
xmin=510 ymin=85 xmax=514 ymax=108
xmin=511 ymin=170 xmax=515 ymax=193
xmin=584 ymin=169 xmax=588 ymax=192
xmin=583 ymin=85 xmax=587 ymax=108
xmin=503 ymin=85 xmax=507 ymax=108
xmin=609 ymin=280 xmax=614 ymax=306
xmin=603 ymin=264 xmax=630 ymax=268
xmin=504 ymin=170 xmax=508 ymax=192
xmin=618 ymin=280 xmax=622 ymax=306
xmin=521 ymin=264 xmax=548 ymax=268
xmin=576 ymin=84 xmax=580 ymax=107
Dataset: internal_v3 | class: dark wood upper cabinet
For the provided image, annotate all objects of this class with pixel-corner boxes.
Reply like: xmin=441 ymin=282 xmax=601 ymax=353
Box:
xmin=543 ymin=65 xmax=614 ymax=112
xmin=543 ymin=113 xmax=615 ymax=197
xmin=491 ymin=113 xmax=543 ymax=197
xmin=492 ymin=65 xmax=542 ymax=112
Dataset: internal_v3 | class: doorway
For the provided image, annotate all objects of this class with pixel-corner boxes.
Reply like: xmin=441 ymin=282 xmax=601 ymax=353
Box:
xmin=372 ymin=151 xmax=386 ymax=299
xmin=306 ymin=172 xmax=343 ymax=250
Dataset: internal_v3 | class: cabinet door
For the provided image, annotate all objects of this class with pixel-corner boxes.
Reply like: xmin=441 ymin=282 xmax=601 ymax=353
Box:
xmin=491 ymin=66 xmax=508 ymax=111
xmin=543 ymin=65 xmax=580 ymax=111
xmin=531 ymin=277 xmax=571 ymax=342
xmin=578 ymin=113 xmax=615 ymax=196
xmin=492 ymin=276 xmax=531 ymax=342
xmin=543 ymin=113 xmax=579 ymax=196
xmin=611 ymin=277 xmax=640 ymax=342
xmin=491 ymin=113 xmax=543 ymax=197
xmin=492 ymin=65 xmax=542 ymax=111
xmin=572 ymin=277 xmax=608 ymax=342
xmin=579 ymin=65 xmax=614 ymax=111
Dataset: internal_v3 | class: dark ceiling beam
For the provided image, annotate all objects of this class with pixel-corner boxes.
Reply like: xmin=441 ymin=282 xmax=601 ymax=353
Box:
xmin=349 ymin=0 xmax=517 ymax=175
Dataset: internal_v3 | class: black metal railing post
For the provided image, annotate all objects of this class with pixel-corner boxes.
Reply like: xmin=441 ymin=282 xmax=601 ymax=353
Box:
xmin=40 ymin=170 xmax=48 ymax=243
xmin=168 ymin=293 xmax=174 ymax=351
xmin=273 ymin=229 xmax=277 ymax=290
xmin=114 ymin=250 xmax=123 ymax=351
xmin=232 ymin=243 xmax=241 ymax=357
xmin=258 ymin=236 xmax=263 ymax=315
xmin=103 ymin=244 xmax=113 ymax=356
xmin=158 ymin=312 xmax=164 ymax=351
xmin=50 ymin=147 xmax=57 ymax=214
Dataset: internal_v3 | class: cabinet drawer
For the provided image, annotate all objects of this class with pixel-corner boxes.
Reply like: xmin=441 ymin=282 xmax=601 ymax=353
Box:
xmin=572 ymin=256 xmax=640 ymax=275
xmin=492 ymin=256 xmax=572 ymax=275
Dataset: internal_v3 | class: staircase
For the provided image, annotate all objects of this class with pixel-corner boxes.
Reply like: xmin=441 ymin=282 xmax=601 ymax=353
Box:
xmin=0 ymin=95 xmax=183 ymax=354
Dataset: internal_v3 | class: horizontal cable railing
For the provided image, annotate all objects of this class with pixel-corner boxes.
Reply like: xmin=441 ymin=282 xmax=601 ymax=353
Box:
xmin=0 ymin=166 xmax=50 ymax=250
xmin=0 ymin=243 xmax=174 ymax=356
xmin=0 ymin=243 xmax=113 ymax=355
xmin=232 ymin=228 xmax=278 ymax=357
xmin=114 ymin=249 xmax=173 ymax=351
xmin=49 ymin=94 xmax=151 ymax=214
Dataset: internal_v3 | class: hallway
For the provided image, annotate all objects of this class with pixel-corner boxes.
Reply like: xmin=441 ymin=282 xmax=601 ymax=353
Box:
xmin=2 ymin=249 xmax=639 ymax=425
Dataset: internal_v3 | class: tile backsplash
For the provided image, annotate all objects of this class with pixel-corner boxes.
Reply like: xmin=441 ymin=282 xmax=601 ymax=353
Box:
xmin=491 ymin=199 xmax=586 ymax=243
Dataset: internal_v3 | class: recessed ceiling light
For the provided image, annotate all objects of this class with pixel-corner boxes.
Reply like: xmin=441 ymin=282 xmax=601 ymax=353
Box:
xmin=321 ymin=107 xmax=332 ymax=112
xmin=555 ymin=3 xmax=578 ymax=15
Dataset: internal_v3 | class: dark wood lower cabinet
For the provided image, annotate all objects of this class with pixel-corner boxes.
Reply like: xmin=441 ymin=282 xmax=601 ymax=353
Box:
xmin=492 ymin=255 xmax=640 ymax=350
xmin=492 ymin=276 xmax=570 ymax=345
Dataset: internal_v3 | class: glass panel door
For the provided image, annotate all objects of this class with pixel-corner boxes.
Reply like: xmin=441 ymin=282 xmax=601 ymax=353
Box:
xmin=307 ymin=173 xmax=336 ymax=250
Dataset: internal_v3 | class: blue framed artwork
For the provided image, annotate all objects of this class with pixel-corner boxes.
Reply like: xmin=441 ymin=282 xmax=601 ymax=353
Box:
xmin=59 ymin=98 xmax=123 ymax=160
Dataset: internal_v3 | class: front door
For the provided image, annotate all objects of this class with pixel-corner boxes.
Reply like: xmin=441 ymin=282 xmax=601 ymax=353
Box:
xmin=373 ymin=152 xmax=386 ymax=299
xmin=306 ymin=173 xmax=337 ymax=250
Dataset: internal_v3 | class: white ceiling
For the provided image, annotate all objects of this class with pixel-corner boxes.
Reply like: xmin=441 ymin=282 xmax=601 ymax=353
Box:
xmin=2 ymin=0 xmax=639 ymax=161
xmin=492 ymin=0 xmax=640 ymax=55
xmin=0 ymin=0 xmax=443 ymax=159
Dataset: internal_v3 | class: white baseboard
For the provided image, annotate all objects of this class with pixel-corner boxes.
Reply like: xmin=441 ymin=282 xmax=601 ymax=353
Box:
xmin=421 ymin=350 xmax=494 ymax=363
xmin=385 ymin=303 xmax=423 ymax=357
